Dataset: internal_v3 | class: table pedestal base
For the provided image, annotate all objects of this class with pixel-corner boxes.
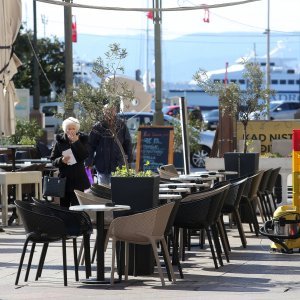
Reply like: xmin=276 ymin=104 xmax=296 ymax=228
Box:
xmin=80 ymin=278 xmax=120 ymax=285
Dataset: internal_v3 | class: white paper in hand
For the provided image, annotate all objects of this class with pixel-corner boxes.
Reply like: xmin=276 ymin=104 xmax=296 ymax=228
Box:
xmin=62 ymin=148 xmax=77 ymax=165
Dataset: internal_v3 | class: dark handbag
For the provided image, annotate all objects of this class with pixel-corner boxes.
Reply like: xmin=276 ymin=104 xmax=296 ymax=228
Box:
xmin=43 ymin=176 xmax=66 ymax=198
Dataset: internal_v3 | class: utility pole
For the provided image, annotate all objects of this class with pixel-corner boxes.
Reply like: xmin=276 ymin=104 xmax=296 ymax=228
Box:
xmin=30 ymin=0 xmax=43 ymax=127
xmin=64 ymin=0 xmax=74 ymax=118
xmin=41 ymin=14 xmax=48 ymax=37
xmin=153 ymin=0 xmax=164 ymax=125
xmin=266 ymin=0 xmax=271 ymax=119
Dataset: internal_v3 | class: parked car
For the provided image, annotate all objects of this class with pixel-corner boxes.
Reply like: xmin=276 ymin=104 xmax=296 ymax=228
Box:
xmin=250 ymin=100 xmax=300 ymax=120
xmin=119 ymin=112 xmax=215 ymax=168
xmin=203 ymin=109 xmax=219 ymax=130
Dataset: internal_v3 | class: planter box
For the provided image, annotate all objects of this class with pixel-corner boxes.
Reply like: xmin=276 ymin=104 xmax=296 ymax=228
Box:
xmin=111 ymin=175 xmax=160 ymax=275
xmin=224 ymin=152 xmax=259 ymax=178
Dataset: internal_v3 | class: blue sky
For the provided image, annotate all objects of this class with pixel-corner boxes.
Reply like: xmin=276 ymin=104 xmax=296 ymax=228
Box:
xmin=22 ymin=0 xmax=300 ymax=40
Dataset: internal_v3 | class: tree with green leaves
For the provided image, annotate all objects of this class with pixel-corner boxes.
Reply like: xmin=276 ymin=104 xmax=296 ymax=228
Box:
xmin=62 ymin=43 xmax=134 ymax=170
xmin=14 ymin=27 xmax=65 ymax=98
xmin=194 ymin=61 xmax=274 ymax=153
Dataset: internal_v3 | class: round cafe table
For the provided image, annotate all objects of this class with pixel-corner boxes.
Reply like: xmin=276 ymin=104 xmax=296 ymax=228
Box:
xmin=70 ymin=204 xmax=130 ymax=284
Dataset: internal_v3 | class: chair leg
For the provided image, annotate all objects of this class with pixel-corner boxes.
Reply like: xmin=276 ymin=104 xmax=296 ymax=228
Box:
xmin=78 ymin=239 xmax=84 ymax=265
xmin=161 ymin=238 xmax=176 ymax=283
xmin=62 ymin=238 xmax=68 ymax=286
xmin=15 ymin=238 xmax=30 ymax=285
xmin=161 ymin=239 xmax=172 ymax=282
xmin=219 ymin=216 xmax=231 ymax=252
xmin=217 ymin=220 xmax=230 ymax=263
xmin=83 ymin=234 xmax=91 ymax=279
xmin=36 ymin=243 xmax=48 ymax=280
xmin=150 ymin=239 xmax=165 ymax=286
xmin=110 ymin=239 xmax=116 ymax=285
xmin=205 ymin=228 xmax=218 ymax=269
xmin=25 ymin=242 xmax=36 ymax=282
xmin=233 ymin=209 xmax=247 ymax=248
xmin=125 ymin=242 xmax=129 ymax=281
xmin=210 ymin=224 xmax=224 ymax=266
xmin=91 ymin=233 xmax=98 ymax=264
xmin=73 ymin=238 xmax=79 ymax=282
xmin=172 ymin=227 xmax=184 ymax=279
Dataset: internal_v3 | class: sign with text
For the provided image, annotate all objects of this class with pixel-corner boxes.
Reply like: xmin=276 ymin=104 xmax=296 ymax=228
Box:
xmin=237 ymin=120 xmax=300 ymax=154
xmin=136 ymin=126 xmax=174 ymax=172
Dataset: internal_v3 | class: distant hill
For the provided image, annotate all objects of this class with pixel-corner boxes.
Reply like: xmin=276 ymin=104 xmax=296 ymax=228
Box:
xmin=73 ymin=31 xmax=300 ymax=83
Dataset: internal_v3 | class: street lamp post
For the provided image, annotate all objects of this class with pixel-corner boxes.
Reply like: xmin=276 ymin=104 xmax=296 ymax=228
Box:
xmin=153 ymin=0 xmax=164 ymax=125
xmin=63 ymin=0 xmax=74 ymax=118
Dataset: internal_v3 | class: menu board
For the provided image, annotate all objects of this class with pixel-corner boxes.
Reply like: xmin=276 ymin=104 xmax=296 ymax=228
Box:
xmin=135 ymin=126 xmax=174 ymax=172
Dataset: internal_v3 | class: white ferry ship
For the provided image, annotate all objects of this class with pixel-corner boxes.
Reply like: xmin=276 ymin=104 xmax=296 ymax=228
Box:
xmin=166 ymin=42 xmax=300 ymax=107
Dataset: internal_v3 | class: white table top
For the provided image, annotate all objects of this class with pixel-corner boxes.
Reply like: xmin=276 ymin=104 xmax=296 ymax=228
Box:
xmin=170 ymin=176 xmax=216 ymax=182
xmin=159 ymin=182 xmax=209 ymax=188
xmin=70 ymin=204 xmax=131 ymax=212
xmin=159 ymin=194 xmax=182 ymax=200
xmin=159 ymin=187 xmax=190 ymax=193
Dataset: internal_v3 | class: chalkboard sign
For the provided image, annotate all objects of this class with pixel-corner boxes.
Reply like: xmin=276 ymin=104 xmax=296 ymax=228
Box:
xmin=135 ymin=126 xmax=174 ymax=172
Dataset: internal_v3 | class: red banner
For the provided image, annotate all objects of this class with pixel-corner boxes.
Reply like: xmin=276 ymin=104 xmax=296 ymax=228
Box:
xmin=72 ymin=15 xmax=77 ymax=43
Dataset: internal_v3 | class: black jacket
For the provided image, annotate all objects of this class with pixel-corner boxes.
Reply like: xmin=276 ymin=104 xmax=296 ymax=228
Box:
xmin=86 ymin=119 xmax=132 ymax=174
xmin=51 ymin=132 xmax=90 ymax=192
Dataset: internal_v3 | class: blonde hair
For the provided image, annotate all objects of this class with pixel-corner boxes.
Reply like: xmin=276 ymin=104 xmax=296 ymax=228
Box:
xmin=62 ymin=117 xmax=80 ymax=133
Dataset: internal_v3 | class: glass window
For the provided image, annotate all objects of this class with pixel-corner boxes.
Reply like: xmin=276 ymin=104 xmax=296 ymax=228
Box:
xmin=280 ymin=80 xmax=286 ymax=84
xmin=42 ymin=106 xmax=57 ymax=117
xmin=288 ymin=80 xmax=294 ymax=85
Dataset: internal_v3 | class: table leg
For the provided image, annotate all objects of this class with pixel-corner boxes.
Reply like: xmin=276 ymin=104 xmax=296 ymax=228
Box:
xmin=2 ymin=185 xmax=8 ymax=226
xmin=81 ymin=211 xmax=112 ymax=284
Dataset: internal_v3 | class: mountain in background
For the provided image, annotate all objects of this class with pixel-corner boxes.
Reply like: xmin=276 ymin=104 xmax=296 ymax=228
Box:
xmin=73 ymin=31 xmax=300 ymax=84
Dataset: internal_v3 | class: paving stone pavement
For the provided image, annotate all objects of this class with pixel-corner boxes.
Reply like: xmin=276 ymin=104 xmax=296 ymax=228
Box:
xmin=1 ymin=220 xmax=300 ymax=300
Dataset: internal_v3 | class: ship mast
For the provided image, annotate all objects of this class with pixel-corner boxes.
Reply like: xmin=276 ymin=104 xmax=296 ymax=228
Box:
xmin=266 ymin=0 xmax=271 ymax=119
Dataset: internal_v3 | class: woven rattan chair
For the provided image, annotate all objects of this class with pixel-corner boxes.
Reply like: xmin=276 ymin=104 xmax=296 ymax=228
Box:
xmin=158 ymin=164 xmax=179 ymax=181
xmin=15 ymin=200 xmax=92 ymax=286
xmin=105 ymin=202 xmax=176 ymax=286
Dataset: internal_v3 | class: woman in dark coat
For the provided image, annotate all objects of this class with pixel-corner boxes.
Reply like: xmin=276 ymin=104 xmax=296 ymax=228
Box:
xmin=51 ymin=117 xmax=90 ymax=207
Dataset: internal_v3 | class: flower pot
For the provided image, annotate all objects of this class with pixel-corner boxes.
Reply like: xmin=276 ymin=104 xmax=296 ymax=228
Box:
xmin=224 ymin=152 xmax=259 ymax=179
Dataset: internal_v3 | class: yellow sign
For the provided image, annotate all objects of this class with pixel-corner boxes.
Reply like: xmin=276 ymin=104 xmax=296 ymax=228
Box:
xmin=237 ymin=120 xmax=300 ymax=154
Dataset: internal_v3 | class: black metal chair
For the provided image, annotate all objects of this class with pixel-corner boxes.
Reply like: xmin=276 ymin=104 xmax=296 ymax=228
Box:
xmin=221 ymin=177 xmax=248 ymax=249
xmin=239 ymin=171 xmax=264 ymax=236
xmin=173 ymin=184 xmax=230 ymax=270
xmin=31 ymin=198 xmax=93 ymax=279
xmin=265 ymin=167 xmax=281 ymax=212
xmin=257 ymin=168 xmax=274 ymax=221
xmin=15 ymin=199 xmax=92 ymax=286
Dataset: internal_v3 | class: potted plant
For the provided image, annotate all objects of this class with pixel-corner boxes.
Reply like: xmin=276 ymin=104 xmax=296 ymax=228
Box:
xmin=111 ymin=163 xmax=160 ymax=276
xmin=193 ymin=61 xmax=274 ymax=176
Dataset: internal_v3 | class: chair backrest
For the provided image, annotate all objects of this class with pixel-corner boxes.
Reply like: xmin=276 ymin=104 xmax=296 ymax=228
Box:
xmin=247 ymin=170 xmax=264 ymax=201
xmin=258 ymin=168 xmax=273 ymax=193
xmin=32 ymin=198 xmax=92 ymax=236
xmin=74 ymin=189 xmax=113 ymax=225
xmin=266 ymin=167 xmax=281 ymax=192
xmin=15 ymin=200 xmax=67 ymax=237
xmin=149 ymin=202 xmax=175 ymax=237
xmin=90 ymin=183 xmax=112 ymax=200
xmin=174 ymin=184 xmax=230 ymax=227
xmin=158 ymin=164 xmax=179 ymax=180
xmin=223 ymin=177 xmax=248 ymax=210
xmin=36 ymin=141 xmax=51 ymax=158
